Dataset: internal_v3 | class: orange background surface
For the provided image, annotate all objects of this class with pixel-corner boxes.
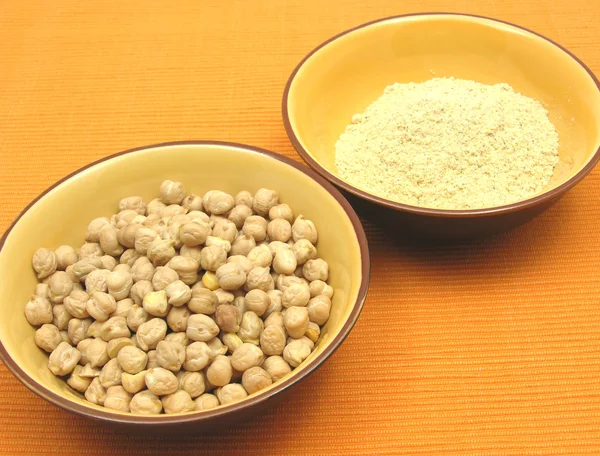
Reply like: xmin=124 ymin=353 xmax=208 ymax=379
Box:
xmin=1 ymin=1 xmax=600 ymax=455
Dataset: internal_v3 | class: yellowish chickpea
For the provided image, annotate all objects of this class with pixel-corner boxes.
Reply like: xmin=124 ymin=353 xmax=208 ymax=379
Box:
xmin=167 ymin=255 xmax=199 ymax=285
xmin=35 ymin=324 xmax=63 ymax=353
xmin=151 ymin=266 xmax=179 ymax=291
xmin=188 ymin=286 xmax=218 ymax=315
xmin=166 ymin=305 xmax=190 ymax=333
xmin=267 ymin=218 xmax=292 ymax=243
xmin=130 ymin=280 xmax=153 ymax=306
xmin=121 ymin=370 xmax=147 ymax=394
xmin=142 ymin=290 xmax=169 ymax=317
xmin=32 ymin=248 xmax=57 ymax=280
xmin=68 ymin=318 xmax=92 ymax=345
xmin=283 ymin=306 xmax=309 ymax=338
xmin=217 ymin=383 xmax=248 ymax=405
xmin=230 ymin=234 xmax=256 ymax=256
xmin=67 ymin=365 xmax=92 ymax=393
xmin=307 ymin=295 xmax=332 ymax=325
xmin=178 ymin=371 xmax=205 ymax=398
xmin=245 ymin=266 xmax=274 ymax=292
xmin=131 ymin=256 xmax=155 ymax=283
xmin=51 ymin=304 xmax=71 ymax=331
xmin=242 ymin=366 xmax=272 ymax=394
xmin=262 ymin=356 xmax=292 ymax=382
xmin=106 ymin=269 xmax=133 ymax=301
xmin=268 ymin=203 xmax=294 ymax=223
xmin=99 ymin=358 xmax=123 ymax=388
xmin=84 ymin=268 xmax=110 ymax=294
xmin=260 ymin=324 xmax=286 ymax=356
xmin=201 ymin=271 xmax=220 ymax=291
xmin=85 ymin=377 xmax=107 ymax=405
xmin=104 ymin=385 xmax=132 ymax=412
xmin=162 ymin=390 xmax=195 ymax=414
xmin=221 ymin=332 xmax=243 ymax=354
xmin=230 ymin=343 xmax=264 ymax=372
xmin=86 ymin=292 xmax=117 ymax=322
xmin=302 ymin=258 xmax=329 ymax=282
xmin=203 ymin=190 xmax=235 ymax=215
xmin=309 ymin=280 xmax=334 ymax=299
xmin=305 ymin=322 xmax=321 ymax=343
xmin=214 ymin=305 xmax=241 ymax=333
xmin=54 ymin=245 xmax=78 ymax=271
xmin=252 ymin=188 xmax=279 ymax=216
xmin=136 ymin=318 xmax=167 ymax=351
xmin=187 ymin=314 xmax=219 ymax=342
xmin=72 ymin=257 xmax=103 ymax=281
xmin=159 ymin=180 xmax=185 ymax=205
xmin=25 ymin=296 xmax=53 ymax=326
xmin=242 ymin=215 xmax=268 ymax=242
xmin=79 ymin=362 xmax=100 ymax=378
xmin=107 ymin=337 xmax=135 ymax=359
xmin=48 ymin=342 xmax=81 ymax=376
xmin=184 ymin=342 xmax=212 ymax=371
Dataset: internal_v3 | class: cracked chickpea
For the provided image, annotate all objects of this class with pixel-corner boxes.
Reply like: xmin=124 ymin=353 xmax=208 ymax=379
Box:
xmin=67 ymin=365 xmax=92 ymax=393
xmin=121 ymin=370 xmax=147 ymax=394
xmin=100 ymin=316 xmax=130 ymax=341
xmin=87 ymin=338 xmax=110 ymax=368
xmin=85 ymin=378 xmax=107 ymax=405
xmin=107 ymin=337 xmax=134 ymax=359
xmin=143 ymin=290 xmax=169 ymax=317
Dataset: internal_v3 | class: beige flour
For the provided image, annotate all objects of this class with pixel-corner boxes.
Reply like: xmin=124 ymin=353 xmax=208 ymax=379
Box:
xmin=334 ymin=78 xmax=559 ymax=210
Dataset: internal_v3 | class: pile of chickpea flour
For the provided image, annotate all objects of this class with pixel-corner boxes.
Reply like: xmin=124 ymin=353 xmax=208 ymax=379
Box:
xmin=26 ymin=181 xmax=332 ymax=414
xmin=334 ymin=78 xmax=560 ymax=210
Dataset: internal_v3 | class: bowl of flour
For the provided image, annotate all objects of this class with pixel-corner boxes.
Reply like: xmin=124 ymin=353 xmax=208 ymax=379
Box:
xmin=283 ymin=13 xmax=600 ymax=238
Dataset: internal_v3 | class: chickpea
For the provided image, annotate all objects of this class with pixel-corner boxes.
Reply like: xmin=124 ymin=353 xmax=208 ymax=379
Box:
xmin=68 ymin=318 xmax=92 ymax=345
xmin=283 ymin=339 xmax=311 ymax=368
xmin=118 ymin=195 xmax=146 ymax=215
xmin=59 ymin=330 xmax=71 ymax=345
xmin=87 ymin=338 xmax=110 ymax=368
xmin=267 ymin=218 xmax=292 ymax=243
xmin=32 ymin=248 xmax=57 ymax=280
xmin=252 ymin=188 xmax=279 ymax=216
xmin=51 ymin=304 xmax=71 ymax=331
xmin=291 ymin=215 xmax=318 ymax=244
xmin=161 ymin=390 xmax=195 ymax=414
xmin=242 ymin=289 xmax=269 ymax=317
xmin=282 ymin=282 xmax=311 ymax=308
xmin=306 ymin=321 xmax=321 ymax=343
xmin=167 ymin=256 xmax=198 ymax=286
xmin=242 ymin=216 xmax=267 ymax=242
xmin=25 ymin=296 xmax=53 ymax=326
xmin=84 ymin=268 xmax=110 ymax=294
xmin=184 ymin=342 xmax=213 ymax=371
xmin=100 ymin=255 xmax=119 ymax=271
xmin=211 ymin=218 xmax=237 ymax=243
xmin=309 ymin=280 xmax=334 ymax=299
xmin=116 ymin=224 xmax=140 ymax=250
xmin=232 ymin=190 xmax=252 ymax=208
xmin=136 ymin=318 xmax=167 ymax=351
xmin=134 ymin=227 xmax=158 ymax=255
xmin=85 ymin=217 xmax=111 ymax=243
xmin=113 ymin=209 xmax=139 ymax=228
xmin=166 ymin=305 xmax=190 ymax=332
xmin=48 ymin=342 xmax=81 ymax=376
xmin=72 ymin=257 xmax=103 ymax=281
xmin=217 ymin=383 xmax=248 ymax=405
xmin=226 ymin=255 xmax=253 ymax=275
xmin=287 ymin=336 xmax=315 ymax=351
xmin=105 ymin=269 xmax=133 ymax=301
xmin=129 ymin=390 xmax=162 ymax=414
xmin=241 ymin=366 xmax=272 ymax=395
xmin=202 ymin=190 xmax=234 ymax=215
xmin=146 ymin=350 xmax=159 ymax=369
xmin=247 ymin=245 xmax=273 ymax=269
xmin=205 ymin=355 xmax=232 ymax=387
xmin=78 ymin=242 xmax=104 ymax=260
xmin=126 ymin=304 xmax=149 ymax=332
xmin=116 ymin=346 xmax=147 ymax=375
xmin=290 ymin=239 xmax=316 ymax=266
xmin=186 ymin=314 xmax=219 ymax=342
xmin=110 ymin=298 xmax=134 ymax=319
xmin=221 ymin=333 xmax=243 ymax=354
xmin=99 ymin=316 xmax=130 ymax=342
xmin=306 ymin=295 xmax=332 ymax=326
xmin=86 ymin=292 xmax=117 ymax=322
xmin=159 ymin=180 xmax=185 ymax=205
xmin=179 ymin=221 xmax=210 ymax=248
xmin=54 ymin=245 xmax=78 ymax=271
xmin=65 ymin=268 xmax=80 ymax=284
xmin=263 ymin=290 xmax=283 ymax=318
xmin=142 ymin=290 xmax=169 ymax=317
xmin=214 ymin=305 xmax=241 ymax=333
xmin=151 ymin=266 xmax=179 ymax=291
xmin=260 ymin=323 xmax=287 ymax=356
xmin=227 ymin=204 xmax=252 ymax=229
xmin=237 ymin=311 xmax=263 ymax=345
xmin=131 ymin=257 xmax=155 ymax=283
xmin=99 ymin=358 xmax=123 ymax=388
xmin=213 ymin=263 xmax=246 ymax=292
xmin=233 ymin=296 xmax=246 ymax=316
xmin=262 ymin=356 xmax=292 ymax=382
xmin=35 ymin=324 xmax=63 ymax=353
xmin=130 ymin=280 xmax=153 ymax=306
xmin=146 ymin=199 xmax=167 ymax=217
xmin=188 ymin=286 xmax=217 ymax=315
xmin=79 ymin=362 xmax=100 ymax=378
xmin=230 ymin=234 xmax=256 ymax=256
xmin=230 ymin=343 xmax=264 ymax=372
xmin=99 ymin=225 xmax=124 ymax=257
xmin=268 ymin=241 xmax=292 ymax=257
xmin=121 ymin=370 xmax=147 ymax=394
xmin=85 ymin=377 xmax=107 ymax=405
xmin=104 ymin=385 xmax=132 ymax=412
xmin=263 ymin=311 xmax=284 ymax=329
xmin=107 ymin=337 xmax=134 ymax=359
xmin=67 ymin=365 xmax=92 ymax=393
xmin=178 ymin=371 xmax=205 ymax=398
xmin=198 ymin=244 xmax=226 ymax=272
xmin=147 ymin=239 xmax=176 ymax=267
xmin=283 ymin=306 xmax=309 ymax=339
xmin=178 ymin=194 xmax=201 ymax=212
xmin=144 ymin=367 xmax=179 ymax=396
xmin=245 ymin=266 xmax=274 ymax=292
xmin=272 ymin=249 xmax=297 ymax=276
xmin=35 ymin=283 xmax=50 ymax=298
xmin=165 ymin=332 xmax=189 ymax=346
xmin=302 ymin=259 xmax=329 ymax=282
xmin=268 ymin=203 xmax=294 ymax=223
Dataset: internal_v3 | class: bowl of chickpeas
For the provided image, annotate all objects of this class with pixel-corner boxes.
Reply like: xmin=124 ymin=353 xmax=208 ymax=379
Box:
xmin=0 ymin=141 xmax=369 ymax=430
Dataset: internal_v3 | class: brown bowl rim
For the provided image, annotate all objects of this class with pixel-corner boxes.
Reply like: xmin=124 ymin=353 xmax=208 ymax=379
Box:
xmin=0 ymin=140 xmax=371 ymax=425
xmin=282 ymin=12 xmax=600 ymax=219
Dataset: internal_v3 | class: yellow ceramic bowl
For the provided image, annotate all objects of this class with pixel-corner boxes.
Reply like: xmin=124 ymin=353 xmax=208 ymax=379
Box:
xmin=0 ymin=141 xmax=369 ymax=430
xmin=283 ymin=13 xmax=600 ymax=238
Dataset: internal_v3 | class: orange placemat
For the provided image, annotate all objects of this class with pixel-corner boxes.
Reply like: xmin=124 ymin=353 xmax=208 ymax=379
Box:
xmin=1 ymin=1 xmax=599 ymax=454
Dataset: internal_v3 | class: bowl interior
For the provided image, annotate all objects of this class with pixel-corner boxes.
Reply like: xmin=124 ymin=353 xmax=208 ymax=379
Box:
xmin=285 ymin=14 xmax=600 ymax=204
xmin=0 ymin=143 xmax=366 ymax=420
